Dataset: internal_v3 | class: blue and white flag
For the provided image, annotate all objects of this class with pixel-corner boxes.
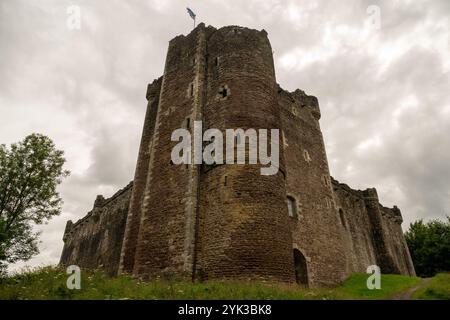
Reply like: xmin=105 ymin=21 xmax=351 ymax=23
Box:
xmin=187 ymin=7 xmax=196 ymax=20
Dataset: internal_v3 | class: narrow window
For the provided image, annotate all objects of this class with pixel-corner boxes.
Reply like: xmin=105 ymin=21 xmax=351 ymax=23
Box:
xmin=215 ymin=57 xmax=219 ymax=66
xmin=303 ymin=149 xmax=311 ymax=162
xmin=282 ymin=131 xmax=288 ymax=148
xmin=287 ymin=196 xmax=297 ymax=218
xmin=186 ymin=117 xmax=190 ymax=130
xmin=224 ymin=176 xmax=228 ymax=186
xmin=322 ymin=175 xmax=329 ymax=187
xmin=190 ymin=83 xmax=194 ymax=97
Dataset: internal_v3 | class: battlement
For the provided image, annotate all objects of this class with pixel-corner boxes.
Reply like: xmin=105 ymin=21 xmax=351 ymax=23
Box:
xmin=380 ymin=205 xmax=403 ymax=223
xmin=331 ymin=177 xmax=403 ymax=224
xmin=146 ymin=77 xmax=163 ymax=101
xmin=331 ymin=176 xmax=374 ymax=201
xmin=278 ymin=86 xmax=321 ymax=123
xmin=171 ymin=23 xmax=269 ymax=43
xmin=62 ymin=182 xmax=133 ymax=241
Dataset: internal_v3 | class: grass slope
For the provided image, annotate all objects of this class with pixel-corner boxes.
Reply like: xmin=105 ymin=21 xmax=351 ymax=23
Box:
xmin=0 ymin=266 xmax=445 ymax=300
xmin=412 ymin=273 xmax=450 ymax=300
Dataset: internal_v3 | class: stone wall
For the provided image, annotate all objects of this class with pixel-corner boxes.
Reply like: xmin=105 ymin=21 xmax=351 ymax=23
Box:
xmin=332 ymin=179 xmax=380 ymax=274
xmin=379 ymin=206 xmax=416 ymax=276
xmin=279 ymin=88 xmax=347 ymax=286
xmin=119 ymin=77 xmax=162 ymax=274
xmin=332 ymin=178 xmax=416 ymax=276
xmin=195 ymin=26 xmax=294 ymax=282
xmin=60 ymin=183 xmax=132 ymax=276
xmin=128 ymin=25 xmax=213 ymax=279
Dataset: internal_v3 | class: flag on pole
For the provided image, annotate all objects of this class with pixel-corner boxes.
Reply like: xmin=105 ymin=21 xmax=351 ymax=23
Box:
xmin=186 ymin=7 xmax=196 ymax=28
xmin=187 ymin=7 xmax=196 ymax=20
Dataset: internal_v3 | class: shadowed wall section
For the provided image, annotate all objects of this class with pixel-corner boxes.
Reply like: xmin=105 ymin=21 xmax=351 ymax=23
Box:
xmin=118 ymin=77 xmax=162 ymax=275
xmin=60 ymin=183 xmax=132 ymax=276
xmin=332 ymin=179 xmax=416 ymax=277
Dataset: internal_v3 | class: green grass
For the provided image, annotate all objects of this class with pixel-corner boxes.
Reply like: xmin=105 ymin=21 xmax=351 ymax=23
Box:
xmin=412 ymin=273 xmax=450 ymax=300
xmin=338 ymin=273 xmax=420 ymax=299
xmin=0 ymin=266 xmax=436 ymax=300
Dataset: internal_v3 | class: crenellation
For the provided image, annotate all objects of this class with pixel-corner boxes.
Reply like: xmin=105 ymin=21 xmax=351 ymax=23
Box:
xmin=62 ymin=182 xmax=133 ymax=241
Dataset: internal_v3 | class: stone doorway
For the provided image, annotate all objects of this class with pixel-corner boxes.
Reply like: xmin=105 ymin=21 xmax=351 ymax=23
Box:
xmin=293 ymin=249 xmax=308 ymax=286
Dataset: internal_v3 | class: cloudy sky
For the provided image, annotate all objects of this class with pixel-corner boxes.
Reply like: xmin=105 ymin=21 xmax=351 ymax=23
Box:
xmin=1 ymin=0 xmax=449 ymax=271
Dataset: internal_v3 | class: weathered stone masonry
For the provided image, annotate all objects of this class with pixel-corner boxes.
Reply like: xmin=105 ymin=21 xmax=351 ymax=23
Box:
xmin=60 ymin=183 xmax=132 ymax=276
xmin=60 ymin=24 xmax=416 ymax=286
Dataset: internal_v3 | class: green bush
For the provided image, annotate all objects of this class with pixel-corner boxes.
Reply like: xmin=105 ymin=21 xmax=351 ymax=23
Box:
xmin=405 ymin=217 xmax=450 ymax=277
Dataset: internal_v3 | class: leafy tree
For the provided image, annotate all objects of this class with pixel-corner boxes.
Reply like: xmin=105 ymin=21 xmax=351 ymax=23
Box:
xmin=0 ymin=134 xmax=69 ymax=274
xmin=405 ymin=217 xmax=450 ymax=277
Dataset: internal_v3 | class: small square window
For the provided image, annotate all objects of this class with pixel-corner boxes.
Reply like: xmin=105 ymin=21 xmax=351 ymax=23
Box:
xmin=219 ymin=86 xmax=228 ymax=98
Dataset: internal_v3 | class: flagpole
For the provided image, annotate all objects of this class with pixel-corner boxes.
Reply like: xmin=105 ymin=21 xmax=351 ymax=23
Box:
xmin=194 ymin=16 xmax=196 ymax=28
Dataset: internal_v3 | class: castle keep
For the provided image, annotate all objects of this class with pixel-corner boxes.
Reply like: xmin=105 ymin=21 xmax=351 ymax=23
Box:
xmin=60 ymin=24 xmax=416 ymax=286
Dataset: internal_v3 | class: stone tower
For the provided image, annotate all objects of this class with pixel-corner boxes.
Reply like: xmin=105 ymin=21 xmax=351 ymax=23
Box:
xmin=60 ymin=24 xmax=416 ymax=286
xmin=119 ymin=24 xmax=295 ymax=282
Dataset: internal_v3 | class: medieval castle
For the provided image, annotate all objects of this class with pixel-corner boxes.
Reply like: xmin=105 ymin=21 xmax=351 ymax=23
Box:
xmin=60 ymin=24 xmax=416 ymax=286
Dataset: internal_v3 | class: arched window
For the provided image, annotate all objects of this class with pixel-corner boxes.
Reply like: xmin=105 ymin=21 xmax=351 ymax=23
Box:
xmin=287 ymin=196 xmax=297 ymax=218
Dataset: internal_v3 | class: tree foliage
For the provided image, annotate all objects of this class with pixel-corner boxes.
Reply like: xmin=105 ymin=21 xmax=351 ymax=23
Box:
xmin=0 ymin=134 xmax=69 ymax=274
xmin=405 ymin=217 xmax=450 ymax=277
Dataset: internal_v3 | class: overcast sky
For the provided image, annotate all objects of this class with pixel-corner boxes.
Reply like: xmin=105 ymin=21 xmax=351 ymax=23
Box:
xmin=1 ymin=0 xmax=449 ymax=272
